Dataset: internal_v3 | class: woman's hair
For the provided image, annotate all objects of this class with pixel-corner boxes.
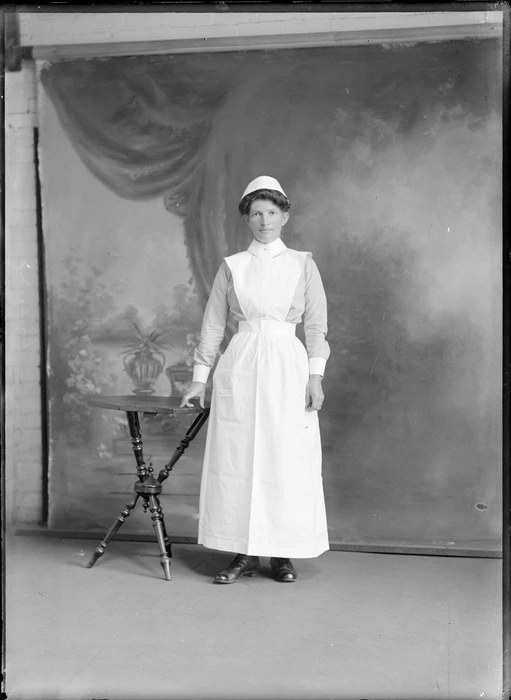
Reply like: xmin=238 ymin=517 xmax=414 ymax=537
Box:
xmin=238 ymin=189 xmax=291 ymax=216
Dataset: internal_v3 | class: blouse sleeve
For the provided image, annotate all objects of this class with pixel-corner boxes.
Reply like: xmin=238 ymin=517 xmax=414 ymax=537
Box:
xmin=192 ymin=260 xmax=230 ymax=383
xmin=304 ymin=255 xmax=330 ymax=377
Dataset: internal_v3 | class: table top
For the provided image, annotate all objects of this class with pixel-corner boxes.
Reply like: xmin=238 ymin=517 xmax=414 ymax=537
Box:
xmin=88 ymin=395 xmax=210 ymax=415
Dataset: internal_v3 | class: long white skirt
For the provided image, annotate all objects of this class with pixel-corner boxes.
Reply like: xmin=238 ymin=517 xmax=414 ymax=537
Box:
xmin=198 ymin=319 xmax=329 ymax=558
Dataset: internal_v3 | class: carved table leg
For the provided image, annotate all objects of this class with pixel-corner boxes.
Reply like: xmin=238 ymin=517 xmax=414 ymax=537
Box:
xmin=87 ymin=492 xmax=140 ymax=568
xmin=158 ymin=410 xmax=210 ymax=484
xmin=87 ymin=410 xmax=146 ymax=569
xmin=161 ymin=515 xmax=173 ymax=559
xmin=148 ymin=494 xmax=172 ymax=581
xmin=127 ymin=410 xmax=147 ymax=479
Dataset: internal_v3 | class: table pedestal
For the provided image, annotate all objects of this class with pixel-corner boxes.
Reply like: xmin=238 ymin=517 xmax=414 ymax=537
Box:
xmin=86 ymin=397 xmax=209 ymax=580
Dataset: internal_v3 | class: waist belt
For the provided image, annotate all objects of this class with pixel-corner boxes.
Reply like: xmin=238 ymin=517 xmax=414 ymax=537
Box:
xmin=238 ymin=320 xmax=296 ymax=335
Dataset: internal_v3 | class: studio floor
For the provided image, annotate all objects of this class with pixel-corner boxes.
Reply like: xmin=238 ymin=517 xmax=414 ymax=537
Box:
xmin=4 ymin=534 xmax=502 ymax=700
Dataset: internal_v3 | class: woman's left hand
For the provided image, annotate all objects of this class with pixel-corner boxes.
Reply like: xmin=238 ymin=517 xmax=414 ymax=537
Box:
xmin=305 ymin=375 xmax=324 ymax=411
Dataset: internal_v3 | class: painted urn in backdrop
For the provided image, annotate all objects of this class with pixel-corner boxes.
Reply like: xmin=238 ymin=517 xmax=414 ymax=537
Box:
xmin=165 ymin=333 xmax=198 ymax=396
xmin=121 ymin=323 xmax=171 ymax=394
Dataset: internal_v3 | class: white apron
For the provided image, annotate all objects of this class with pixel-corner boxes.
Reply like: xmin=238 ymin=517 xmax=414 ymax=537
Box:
xmin=198 ymin=248 xmax=329 ymax=558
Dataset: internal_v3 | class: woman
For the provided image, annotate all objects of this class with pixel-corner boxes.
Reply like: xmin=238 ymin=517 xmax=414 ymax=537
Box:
xmin=181 ymin=175 xmax=330 ymax=584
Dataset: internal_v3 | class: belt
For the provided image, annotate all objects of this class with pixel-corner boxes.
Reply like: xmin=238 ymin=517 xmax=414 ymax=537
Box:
xmin=238 ymin=320 xmax=296 ymax=335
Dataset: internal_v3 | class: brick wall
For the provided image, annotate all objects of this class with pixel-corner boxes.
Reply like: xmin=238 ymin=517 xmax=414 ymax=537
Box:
xmin=5 ymin=59 xmax=41 ymax=527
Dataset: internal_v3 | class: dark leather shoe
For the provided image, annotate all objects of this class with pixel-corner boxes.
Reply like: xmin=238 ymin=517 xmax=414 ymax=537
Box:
xmin=213 ymin=554 xmax=260 ymax=584
xmin=270 ymin=557 xmax=297 ymax=582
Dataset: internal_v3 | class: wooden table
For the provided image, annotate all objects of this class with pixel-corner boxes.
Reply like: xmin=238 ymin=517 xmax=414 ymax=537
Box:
xmin=86 ymin=395 xmax=210 ymax=581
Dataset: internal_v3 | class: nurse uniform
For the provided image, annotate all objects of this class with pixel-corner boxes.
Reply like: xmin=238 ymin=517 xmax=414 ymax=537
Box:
xmin=192 ymin=230 xmax=331 ymax=559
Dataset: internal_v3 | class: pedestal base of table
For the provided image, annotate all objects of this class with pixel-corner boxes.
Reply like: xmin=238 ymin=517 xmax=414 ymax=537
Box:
xmin=86 ymin=474 xmax=173 ymax=580
xmin=86 ymin=396 xmax=209 ymax=581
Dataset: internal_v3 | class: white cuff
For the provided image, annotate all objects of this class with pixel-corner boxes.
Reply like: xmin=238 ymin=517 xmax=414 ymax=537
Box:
xmin=309 ymin=357 xmax=326 ymax=377
xmin=192 ymin=364 xmax=211 ymax=383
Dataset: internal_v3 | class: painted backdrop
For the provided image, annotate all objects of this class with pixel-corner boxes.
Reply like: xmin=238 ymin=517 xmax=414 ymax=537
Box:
xmin=40 ymin=38 xmax=502 ymax=552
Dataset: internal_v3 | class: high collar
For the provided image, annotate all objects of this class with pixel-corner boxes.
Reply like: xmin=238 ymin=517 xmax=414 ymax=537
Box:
xmin=248 ymin=237 xmax=287 ymax=259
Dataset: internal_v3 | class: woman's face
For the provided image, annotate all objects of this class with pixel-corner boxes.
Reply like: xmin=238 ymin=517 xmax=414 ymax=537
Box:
xmin=246 ymin=199 xmax=289 ymax=245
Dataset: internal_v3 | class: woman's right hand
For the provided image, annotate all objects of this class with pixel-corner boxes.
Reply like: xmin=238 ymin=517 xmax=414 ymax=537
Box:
xmin=180 ymin=381 xmax=206 ymax=408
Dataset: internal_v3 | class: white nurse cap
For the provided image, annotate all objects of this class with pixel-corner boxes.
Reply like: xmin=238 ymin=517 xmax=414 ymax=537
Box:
xmin=240 ymin=175 xmax=287 ymax=202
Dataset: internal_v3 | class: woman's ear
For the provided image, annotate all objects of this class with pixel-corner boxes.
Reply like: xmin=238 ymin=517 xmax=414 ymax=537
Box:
xmin=282 ymin=212 xmax=290 ymax=227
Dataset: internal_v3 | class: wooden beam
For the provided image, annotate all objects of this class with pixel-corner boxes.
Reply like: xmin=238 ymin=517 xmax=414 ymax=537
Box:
xmin=31 ymin=22 xmax=501 ymax=62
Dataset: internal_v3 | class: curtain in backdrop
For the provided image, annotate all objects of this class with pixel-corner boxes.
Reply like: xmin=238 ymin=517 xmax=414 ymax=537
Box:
xmin=40 ymin=44 xmax=482 ymax=305
xmin=41 ymin=53 xmax=242 ymax=303
xmin=42 ymin=51 xmax=346 ymax=302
